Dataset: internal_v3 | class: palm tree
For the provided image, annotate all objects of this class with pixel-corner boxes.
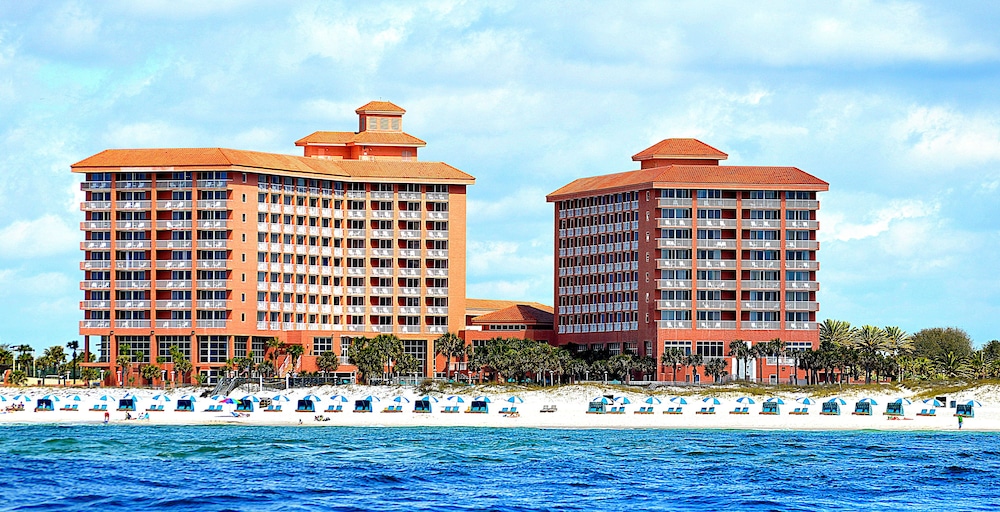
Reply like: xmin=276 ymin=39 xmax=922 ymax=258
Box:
xmin=14 ymin=344 xmax=34 ymax=375
xmin=660 ymin=348 xmax=685 ymax=383
xmin=116 ymin=344 xmax=133 ymax=387
xmin=317 ymin=350 xmax=340 ymax=379
xmin=66 ymin=340 xmax=80 ymax=383
xmin=936 ymin=351 xmax=968 ymax=379
xmin=286 ymin=344 xmax=305 ymax=376
xmin=750 ymin=343 xmax=768 ymax=384
xmin=883 ymin=326 xmax=913 ymax=382
xmin=682 ymin=353 xmax=704 ymax=383
xmin=854 ymin=325 xmax=887 ymax=384
xmin=766 ymin=338 xmax=786 ymax=384
xmin=169 ymin=346 xmax=193 ymax=385
xmin=728 ymin=339 xmax=750 ymax=381
xmin=967 ymin=351 xmax=989 ymax=380
xmin=434 ymin=332 xmax=465 ymax=381
xmin=704 ymin=358 xmax=728 ymax=382
xmin=266 ymin=337 xmax=286 ymax=367
xmin=0 ymin=346 xmax=13 ymax=375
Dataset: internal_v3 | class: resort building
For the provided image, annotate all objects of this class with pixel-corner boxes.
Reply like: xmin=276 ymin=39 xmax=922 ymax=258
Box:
xmin=546 ymin=139 xmax=829 ymax=383
xmin=74 ymin=101 xmax=474 ymax=385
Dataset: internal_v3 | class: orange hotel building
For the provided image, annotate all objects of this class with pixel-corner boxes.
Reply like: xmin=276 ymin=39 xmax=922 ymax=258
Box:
xmin=73 ymin=101 xmax=473 ymax=385
xmin=546 ymin=139 xmax=829 ymax=383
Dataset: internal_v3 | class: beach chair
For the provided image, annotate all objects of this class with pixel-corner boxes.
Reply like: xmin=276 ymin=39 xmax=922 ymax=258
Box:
xmin=884 ymin=403 xmax=904 ymax=416
xmin=296 ymin=400 xmax=315 ymax=413
xmin=789 ymin=407 xmax=808 ymax=415
xmin=586 ymin=401 xmax=606 ymax=414
xmin=852 ymin=403 xmax=872 ymax=416
xmin=917 ymin=408 xmax=936 ymax=417
xmin=696 ymin=407 xmax=708 ymax=415
xmin=955 ymin=405 xmax=974 ymax=418
xmin=820 ymin=402 xmax=840 ymax=415
xmin=263 ymin=404 xmax=282 ymax=412
xmin=760 ymin=403 xmax=780 ymax=415
xmin=354 ymin=400 xmax=373 ymax=413
xmin=499 ymin=407 xmax=510 ymax=414
xmin=89 ymin=404 xmax=103 ymax=411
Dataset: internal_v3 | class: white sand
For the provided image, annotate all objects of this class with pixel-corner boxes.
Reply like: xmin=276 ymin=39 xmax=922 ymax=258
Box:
xmin=0 ymin=384 xmax=994 ymax=431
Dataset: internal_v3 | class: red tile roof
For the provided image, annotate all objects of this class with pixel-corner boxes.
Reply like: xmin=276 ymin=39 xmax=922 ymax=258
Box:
xmin=547 ymin=164 xmax=828 ymax=200
xmin=632 ymin=138 xmax=728 ymax=161
xmin=471 ymin=304 xmax=554 ymax=325
xmin=294 ymin=131 xmax=426 ymax=147
xmin=355 ymin=101 xmax=405 ymax=114
xmin=70 ymin=148 xmax=474 ymax=182
xmin=466 ymin=298 xmax=553 ymax=313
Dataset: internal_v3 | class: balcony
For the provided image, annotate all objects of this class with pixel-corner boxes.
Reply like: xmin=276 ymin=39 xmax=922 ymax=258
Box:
xmin=399 ymin=210 xmax=421 ymax=220
xmin=116 ymin=201 xmax=150 ymax=210
xmin=697 ymin=321 xmax=737 ymax=329
xmin=81 ymin=280 xmax=111 ymax=290
xmin=157 ymin=240 xmax=192 ymax=249
xmin=656 ymin=300 xmax=691 ymax=309
xmin=743 ymin=219 xmax=780 ymax=229
xmin=427 ymin=230 xmax=448 ymax=239
xmin=81 ymin=221 xmax=111 ymax=230
xmin=115 ymin=260 xmax=151 ymax=270
xmin=81 ymin=181 xmax=112 ymax=190
xmin=117 ymin=300 xmax=150 ymax=309
xmin=426 ymin=192 xmax=448 ymax=201
xmin=197 ymin=280 xmax=228 ymax=289
xmin=346 ymin=248 xmax=366 ymax=257
xmin=400 ymin=287 xmax=421 ymax=296
xmin=197 ymin=220 xmax=228 ymax=229
xmin=698 ymin=219 xmax=737 ymax=228
xmin=426 ymin=249 xmax=447 ymax=258
xmin=786 ymin=281 xmax=819 ymax=291
xmin=786 ymin=260 xmax=819 ymax=270
xmin=157 ymin=280 xmax=192 ymax=289
xmin=428 ymin=326 xmax=448 ymax=334
xmin=696 ymin=239 xmax=737 ymax=249
xmin=117 ymin=240 xmax=151 ymax=250
xmin=656 ymin=279 xmax=692 ymax=289
xmin=786 ymin=301 xmax=819 ymax=311
xmin=786 ymin=200 xmax=819 ymax=209
xmin=371 ymin=191 xmax=393 ymax=200
xmin=81 ymin=201 xmax=111 ymax=211
xmin=81 ymin=300 xmax=111 ymax=309
xmin=197 ymin=300 xmax=227 ymax=309
xmin=698 ymin=280 xmax=737 ymax=290
xmin=115 ymin=319 xmax=151 ymax=328
xmin=742 ymin=301 xmax=780 ymax=311
xmin=155 ymin=300 xmax=191 ymax=309
xmin=197 ymin=240 xmax=228 ymax=249
xmin=741 ymin=280 xmax=780 ymax=290
xmin=742 ymin=260 xmax=779 ymax=269
xmin=656 ymin=259 xmax=691 ymax=270
xmin=426 ymin=268 xmax=448 ymax=277
xmin=157 ymin=260 xmax=191 ymax=269
xmin=427 ymin=211 xmax=448 ymax=221
xmin=697 ymin=198 xmax=737 ymax=208
xmin=399 ymin=306 xmax=421 ymax=315
xmin=118 ymin=280 xmax=151 ymax=289
xmin=400 ymin=325 xmax=421 ymax=334
xmin=657 ymin=218 xmax=692 ymax=228
xmin=399 ymin=230 xmax=421 ymax=239
xmin=656 ymin=320 xmax=692 ymax=329
xmin=399 ymin=191 xmax=421 ymax=201
xmin=786 ymin=240 xmax=819 ymax=250
xmin=657 ymin=198 xmax=692 ymax=207
xmin=196 ymin=180 xmax=227 ymax=189
xmin=787 ymin=321 xmax=818 ymax=330
xmin=372 ymin=268 xmax=394 ymax=277
xmin=657 ymin=239 xmax=692 ymax=249
xmin=371 ymin=306 xmax=393 ymax=315
xmin=371 ymin=325 xmax=394 ymax=334
xmin=81 ymin=240 xmax=111 ymax=250
xmin=427 ymin=287 xmax=448 ymax=296
xmin=197 ymin=260 xmax=228 ymax=269
xmin=742 ymin=240 xmax=781 ymax=249
xmin=371 ymin=229 xmax=393 ymax=239
xmin=81 ymin=261 xmax=112 ymax=270
xmin=371 ymin=287 xmax=393 ymax=296
xmin=347 ymin=210 xmax=366 ymax=219
xmin=427 ymin=306 xmax=448 ymax=315
xmin=741 ymin=321 xmax=780 ymax=330
xmin=371 ymin=210 xmax=394 ymax=219
xmin=156 ymin=320 xmax=193 ymax=329
xmin=372 ymin=248 xmax=394 ymax=257
xmin=197 ymin=200 xmax=228 ymax=210
xmin=743 ymin=199 xmax=781 ymax=209
xmin=80 ymin=320 xmax=111 ymax=329
xmin=698 ymin=300 xmax=736 ymax=309
xmin=115 ymin=181 xmax=151 ymax=190
xmin=696 ymin=259 xmax=736 ymax=269
xmin=159 ymin=180 xmax=192 ymax=189
xmin=157 ymin=220 xmax=192 ymax=230
xmin=196 ymin=320 xmax=228 ymax=328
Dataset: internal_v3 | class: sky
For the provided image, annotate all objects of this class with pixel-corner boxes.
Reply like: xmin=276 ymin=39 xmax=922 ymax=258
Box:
xmin=0 ymin=0 xmax=998 ymax=350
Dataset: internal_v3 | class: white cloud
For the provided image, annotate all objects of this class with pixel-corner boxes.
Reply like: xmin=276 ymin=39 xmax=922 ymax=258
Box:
xmin=0 ymin=215 xmax=79 ymax=258
xmin=892 ymin=105 xmax=1000 ymax=170
xmin=820 ymin=195 xmax=940 ymax=242
xmin=289 ymin=5 xmax=413 ymax=71
xmin=102 ymin=121 xmax=196 ymax=148
xmin=466 ymin=240 xmax=551 ymax=278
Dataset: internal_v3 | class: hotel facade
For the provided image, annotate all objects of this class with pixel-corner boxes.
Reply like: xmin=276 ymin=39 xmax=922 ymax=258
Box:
xmin=547 ymin=139 xmax=829 ymax=382
xmin=74 ymin=101 xmax=473 ymax=384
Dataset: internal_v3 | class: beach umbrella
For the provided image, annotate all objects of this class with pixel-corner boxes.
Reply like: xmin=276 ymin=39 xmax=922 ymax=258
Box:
xmin=796 ymin=397 xmax=815 ymax=405
xmin=302 ymin=394 xmax=322 ymax=402
xmin=591 ymin=396 xmax=611 ymax=404
xmin=473 ymin=396 xmax=492 ymax=403
xmin=419 ymin=396 xmax=440 ymax=403
xmin=219 ymin=397 xmax=236 ymax=404
xmin=67 ymin=395 xmax=82 ymax=402
xmin=736 ymin=397 xmax=756 ymax=404
xmin=859 ymin=398 xmax=878 ymax=405
xmin=272 ymin=394 xmax=291 ymax=402
xmin=209 ymin=395 xmax=224 ymax=401
xmin=891 ymin=398 xmax=912 ymax=405
xmin=97 ymin=394 xmax=115 ymax=402
xmin=922 ymin=398 xmax=944 ymax=407
xmin=765 ymin=397 xmax=785 ymax=404
xmin=668 ymin=396 xmax=688 ymax=405
xmin=12 ymin=394 xmax=32 ymax=403
xmin=966 ymin=400 xmax=983 ymax=408
xmin=239 ymin=395 xmax=260 ymax=403
xmin=180 ymin=395 xmax=198 ymax=402
xmin=615 ymin=397 xmax=631 ymax=405
xmin=507 ymin=396 xmax=525 ymax=404
xmin=40 ymin=395 xmax=62 ymax=402
xmin=826 ymin=397 xmax=847 ymax=405
xmin=645 ymin=397 xmax=663 ymax=405
xmin=0 ymin=396 xmax=8 ymax=402
xmin=702 ymin=397 xmax=721 ymax=405
xmin=446 ymin=396 xmax=465 ymax=403
xmin=392 ymin=396 xmax=411 ymax=403
xmin=328 ymin=394 xmax=349 ymax=403
xmin=151 ymin=394 xmax=172 ymax=402
xmin=362 ymin=395 xmax=381 ymax=403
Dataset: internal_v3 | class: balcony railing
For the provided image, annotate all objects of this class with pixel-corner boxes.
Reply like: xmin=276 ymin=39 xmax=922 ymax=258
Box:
xmin=657 ymin=239 xmax=692 ymax=249
xmin=786 ymin=240 xmax=819 ymax=250
xmin=696 ymin=239 xmax=737 ymax=249
xmin=657 ymin=218 xmax=692 ymax=228
xmin=742 ymin=240 xmax=781 ymax=249
xmin=656 ymin=300 xmax=691 ymax=309
xmin=697 ymin=198 xmax=737 ymax=208
xmin=785 ymin=301 xmax=819 ymax=311
xmin=698 ymin=219 xmax=736 ymax=228
xmin=656 ymin=279 xmax=692 ymax=289
xmin=741 ymin=280 xmax=781 ymax=290
xmin=118 ymin=280 xmax=151 ymax=289
xmin=743 ymin=199 xmax=781 ymax=209
xmin=656 ymin=320 xmax=692 ymax=329
xmin=115 ymin=319 xmax=151 ymax=328
xmin=80 ymin=320 xmax=111 ymax=328
xmin=698 ymin=280 xmax=737 ymax=290
xmin=786 ymin=281 xmax=819 ymax=291
xmin=742 ymin=260 xmax=779 ymax=269
xmin=786 ymin=260 xmax=819 ymax=270
xmin=155 ymin=300 xmax=191 ymax=309
xmin=787 ymin=321 xmax=818 ymax=330
xmin=741 ymin=321 xmax=780 ymax=330
xmin=697 ymin=321 xmax=737 ymax=329
xmin=117 ymin=240 xmax=151 ymax=249
xmin=156 ymin=320 xmax=193 ymax=329
xmin=742 ymin=301 xmax=780 ymax=311
xmin=698 ymin=300 xmax=736 ymax=309
xmin=696 ymin=259 xmax=736 ymax=269
xmin=657 ymin=198 xmax=693 ymax=207
xmin=116 ymin=201 xmax=150 ymax=210
xmin=156 ymin=240 xmax=192 ymax=249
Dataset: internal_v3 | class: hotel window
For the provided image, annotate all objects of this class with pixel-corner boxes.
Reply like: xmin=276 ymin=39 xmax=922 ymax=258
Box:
xmin=313 ymin=337 xmax=333 ymax=355
xmin=786 ymin=210 xmax=812 ymax=220
xmin=697 ymin=229 xmax=723 ymax=239
xmin=695 ymin=341 xmax=725 ymax=357
xmin=749 ymin=210 xmax=780 ymax=219
xmin=661 ymin=310 xmax=691 ymax=321
xmin=663 ymin=340 xmax=692 ymax=355
xmin=786 ymin=291 xmax=810 ymax=301
xmin=697 ymin=311 xmax=722 ymax=321
xmin=696 ymin=189 xmax=722 ymax=198
xmin=787 ymin=312 xmax=811 ymax=322
xmin=786 ymin=230 xmax=811 ymax=240
xmin=786 ymin=271 xmax=811 ymax=281
xmin=749 ymin=311 xmax=779 ymax=321
xmin=748 ymin=190 xmax=779 ymax=199
xmin=696 ymin=270 xmax=721 ymax=280
xmin=661 ymin=208 xmax=691 ymax=219
xmin=749 ymin=230 xmax=779 ymax=240
xmin=199 ymin=335 xmax=229 ymax=363
xmin=118 ymin=335 xmax=151 ymax=363
xmin=785 ymin=191 xmax=813 ymax=199
xmin=749 ymin=271 xmax=780 ymax=281
xmin=697 ymin=209 xmax=721 ymax=219
xmin=749 ymin=250 xmax=780 ymax=260
xmin=157 ymin=336 xmax=191 ymax=360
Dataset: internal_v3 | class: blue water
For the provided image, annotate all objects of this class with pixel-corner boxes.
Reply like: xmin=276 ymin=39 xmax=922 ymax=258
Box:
xmin=0 ymin=425 xmax=997 ymax=511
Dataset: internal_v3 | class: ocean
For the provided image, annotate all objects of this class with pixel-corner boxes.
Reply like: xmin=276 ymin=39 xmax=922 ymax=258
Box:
xmin=0 ymin=425 xmax=996 ymax=511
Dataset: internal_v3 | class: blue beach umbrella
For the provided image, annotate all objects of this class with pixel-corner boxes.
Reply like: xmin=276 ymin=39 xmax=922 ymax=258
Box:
xmin=12 ymin=394 xmax=32 ymax=403
xmin=363 ymin=396 xmax=381 ymax=403
xmin=209 ymin=395 xmax=224 ymax=401
xmin=891 ymin=398 xmax=912 ymax=405
xmin=644 ymin=397 xmax=663 ymax=405
xmin=859 ymin=398 xmax=878 ymax=405
xmin=591 ymin=396 xmax=611 ymax=404
xmin=97 ymin=394 xmax=115 ymax=402
xmin=446 ymin=396 xmax=465 ymax=403
xmin=272 ymin=394 xmax=291 ymax=402
xmin=151 ymin=394 xmax=172 ymax=402
xmin=765 ymin=397 xmax=785 ymax=405
xmin=302 ymin=394 xmax=322 ymax=402
xmin=219 ymin=397 xmax=236 ymax=404
xmin=0 ymin=396 xmax=8 ymax=402
xmin=328 ymin=394 xmax=349 ymax=403
xmin=392 ymin=396 xmax=410 ymax=403
xmin=180 ymin=395 xmax=198 ymax=402
xmin=507 ymin=396 xmax=525 ymax=404
xmin=796 ymin=397 xmax=815 ymax=405
xmin=966 ymin=400 xmax=983 ymax=408
xmin=473 ymin=396 xmax=492 ymax=403
xmin=702 ymin=397 xmax=721 ymax=405
xmin=668 ymin=396 xmax=688 ymax=405
xmin=239 ymin=395 xmax=259 ymax=403
xmin=40 ymin=395 xmax=62 ymax=402
xmin=615 ymin=397 xmax=632 ymax=405
xmin=826 ymin=397 xmax=847 ymax=405
xmin=67 ymin=395 xmax=82 ymax=402
xmin=420 ymin=396 xmax=440 ymax=403
xmin=922 ymin=398 xmax=944 ymax=407
xmin=736 ymin=397 xmax=756 ymax=405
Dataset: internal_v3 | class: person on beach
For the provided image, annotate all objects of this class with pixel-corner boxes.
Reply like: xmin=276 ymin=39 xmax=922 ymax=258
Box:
xmin=958 ymin=416 xmax=964 ymax=429
xmin=103 ymin=411 xmax=109 ymax=424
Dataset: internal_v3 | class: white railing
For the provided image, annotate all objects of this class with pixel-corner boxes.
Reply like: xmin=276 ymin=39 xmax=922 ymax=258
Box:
xmin=658 ymin=198 xmax=693 ymax=207
xmin=115 ymin=320 xmax=151 ymax=328
xmin=656 ymin=279 xmax=692 ymax=289
xmin=696 ymin=239 xmax=737 ymax=249
xmin=697 ymin=321 xmax=736 ymax=329
xmin=657 ymin=239 xmax=692 ymax=248
xmin=156 ymin=320 xmax=192 ymax=329
xmin=697 ymin=198 xmax=737 ymax=208
xmin=156 ymin=240 xmax=192 ymax=249
xmin=698 ymin=219 xmax=736 ymax=228
xmin=696 ymin=259 xmax=736 ymax=269
xmin=741 ymin=321 xmax=780 ymax=330
xmin=81 ymin=221 xmax=111 ymax=230
xmin=742 ymin=240 xmax=781 ymax=249
xmin=697 ymin=300 xmax=736 ymax=309
xmin=155 ymin=300 xmax=191 ymax=309
xmin=80 ymin=320 xmax=111 ymax=328
xmin=743 ymin=199 xmax=781 ymax=209
xmin=743 ymin=260 xmax=779 ymax=269
xmin=785 ymin=301 xmax=819 ymax=311
xmin=741 ymin=280 xmax=781 ymax=289
xmin=657 ymin=218 xmax=692 ymax=228
xmin=656 ymin=320 xmax=692 ymax=329
xmin=699 ymin=280 xmax=737 ymax=290
xmin=742 ymin=301 xmax=780 ymax=310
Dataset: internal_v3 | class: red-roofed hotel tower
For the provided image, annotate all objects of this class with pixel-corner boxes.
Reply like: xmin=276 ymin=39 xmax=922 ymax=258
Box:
xmin=74 ymin=101 xmax=473 ymax=386
xmin=546 ymin=139 xmax=829 ymax=383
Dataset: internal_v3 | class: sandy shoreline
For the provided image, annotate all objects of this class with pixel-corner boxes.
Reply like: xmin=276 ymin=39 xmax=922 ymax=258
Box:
xmin=1 ymin=384 xmax=993 ymax=431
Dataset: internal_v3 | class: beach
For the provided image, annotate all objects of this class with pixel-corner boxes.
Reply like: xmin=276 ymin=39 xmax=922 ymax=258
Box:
xmin=1 ymin=383 xmax=993 ymax=431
